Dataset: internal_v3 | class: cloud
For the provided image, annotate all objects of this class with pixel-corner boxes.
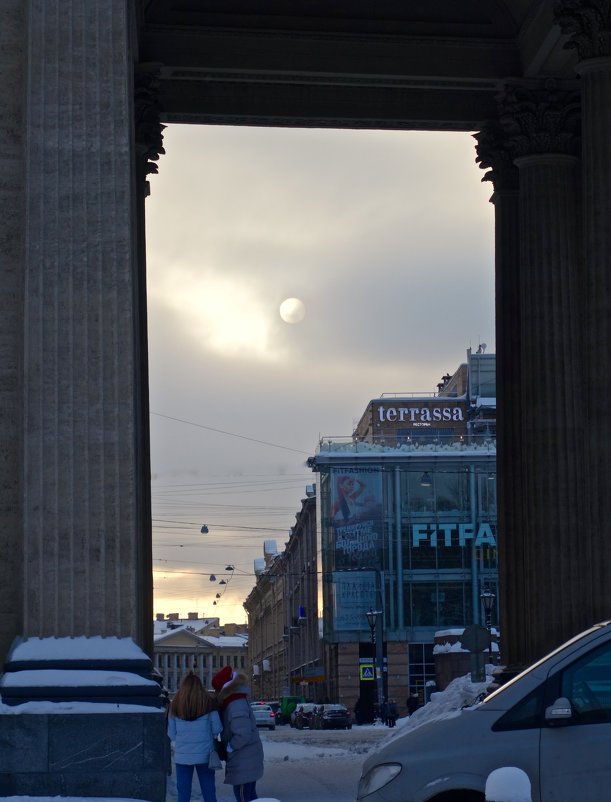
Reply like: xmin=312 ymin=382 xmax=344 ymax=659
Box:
xmin=146 ymin=123 xmax=496 ymax=621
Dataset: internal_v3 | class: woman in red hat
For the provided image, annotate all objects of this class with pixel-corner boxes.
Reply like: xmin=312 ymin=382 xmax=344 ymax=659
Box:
xmin=212 ymin=666 xmax=264 ymax=802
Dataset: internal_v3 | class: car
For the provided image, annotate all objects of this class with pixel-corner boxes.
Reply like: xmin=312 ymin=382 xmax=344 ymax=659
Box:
xmin=313 ymin=703 xmax=352 ymax=730
xmin=292 ymin=702 xmax=318 ymax=729
xmin=250 ymin=702 xmax=276 ymax=730
xmin=357 ymin=620 xmax=611 ymax=802
xmin=266 ymin=700 xmax=282 ymax=723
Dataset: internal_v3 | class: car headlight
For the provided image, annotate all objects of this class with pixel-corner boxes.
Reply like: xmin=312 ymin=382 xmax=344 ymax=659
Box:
xmin=357 ymin=763 xmax=402 ymax=797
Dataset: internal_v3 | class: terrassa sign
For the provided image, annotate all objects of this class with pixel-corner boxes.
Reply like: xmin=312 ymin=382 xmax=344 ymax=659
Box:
xmin=412 ymin=522 xmax=496 ymax=548
xmin=376 ymin=404 xmax=465 ymax=425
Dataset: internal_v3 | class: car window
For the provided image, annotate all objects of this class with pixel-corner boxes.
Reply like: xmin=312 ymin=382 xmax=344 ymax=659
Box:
xmin=492 ymin=685 xmax=545 ymax=731
xmin=559 ymin=642 xmax=611 ymax=723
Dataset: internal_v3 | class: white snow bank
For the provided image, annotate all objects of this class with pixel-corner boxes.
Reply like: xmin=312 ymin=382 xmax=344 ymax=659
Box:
xmin=379 ymin=666 xmax=496 ymax=744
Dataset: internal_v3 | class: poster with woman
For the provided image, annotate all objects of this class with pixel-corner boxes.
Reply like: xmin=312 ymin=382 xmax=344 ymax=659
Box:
xmin=331 ymin=468 xmax=383 ymax=569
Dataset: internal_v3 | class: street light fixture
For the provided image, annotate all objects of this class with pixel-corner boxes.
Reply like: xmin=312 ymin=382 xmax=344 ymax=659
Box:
xmin=366 ymin=608 xmax=384 ymax=723
xmin=480 ymin=589 xmax=496 ymax=663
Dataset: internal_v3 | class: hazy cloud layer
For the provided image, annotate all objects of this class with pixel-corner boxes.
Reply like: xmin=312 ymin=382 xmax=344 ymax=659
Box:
xmin=146 ymin=124 xmax=495 ymax=622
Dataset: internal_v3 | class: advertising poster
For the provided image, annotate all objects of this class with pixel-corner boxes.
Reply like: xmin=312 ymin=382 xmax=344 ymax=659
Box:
xmin=331 ymin=468 xmax=383 ymax=569
xmin=332 ymin=571 xmax=377 ymax=631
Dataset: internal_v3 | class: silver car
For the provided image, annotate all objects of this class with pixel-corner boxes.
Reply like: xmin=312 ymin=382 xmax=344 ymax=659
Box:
xmin=250 ymin=702 xmax=276 ymax=730
xmin=357 ymin=621 xmax=611 ymax=802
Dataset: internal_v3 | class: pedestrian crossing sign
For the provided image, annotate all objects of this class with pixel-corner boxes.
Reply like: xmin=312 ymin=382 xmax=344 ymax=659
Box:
xmin=360 ymin=664 xmax=374 ymax=680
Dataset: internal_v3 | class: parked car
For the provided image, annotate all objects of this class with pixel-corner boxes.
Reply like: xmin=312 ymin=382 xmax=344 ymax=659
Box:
xmin=277 ymin=694 xmax=305 ymax=726
xmin=292 ymin=702 xmax=318 ymax=729
xmin=266 ymin=700 xmax=282 ymax=723
xmin=250 ymin=702 xmax=276 ymax=730
xmin=313 ymin=703 xmax=352 ymax=729
xmin=357 ymin=620 xmax=611 ymax=802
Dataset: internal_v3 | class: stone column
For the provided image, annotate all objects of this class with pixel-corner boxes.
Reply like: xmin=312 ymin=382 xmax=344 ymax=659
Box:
xmin=555 ymin=0 xmax=611 ymax=625
xmin=0 ymin=0 xmax=26 ymax=661
xmin=495 ymin=81 xmax=587 ymax=668
xmin=22 ymin=0 xmax=151 ymax=647
xmin=474 ymin=126 xmax=523 ymax=673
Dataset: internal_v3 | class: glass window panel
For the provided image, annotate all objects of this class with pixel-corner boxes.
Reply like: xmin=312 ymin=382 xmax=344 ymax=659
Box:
xmin=435 ymin=471 xmax=468 ymax=513
xmin=411 ymin=582 xmax=437 ymax=626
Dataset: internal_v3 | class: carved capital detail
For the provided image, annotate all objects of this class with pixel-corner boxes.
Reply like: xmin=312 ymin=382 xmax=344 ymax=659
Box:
xmin=134 ymin=68 xmax=166 ymax=192
xmin=473 ymin=123 xmax=519 ymax=193
xmin=555 ymin=0 xmax=611 ymax=60
xmin=496 ymin=80 xmax=581 ymax=161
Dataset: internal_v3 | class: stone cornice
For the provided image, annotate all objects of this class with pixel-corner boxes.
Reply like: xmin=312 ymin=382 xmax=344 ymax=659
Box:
xmin=555 ymin=0 xmax=611 ymax=60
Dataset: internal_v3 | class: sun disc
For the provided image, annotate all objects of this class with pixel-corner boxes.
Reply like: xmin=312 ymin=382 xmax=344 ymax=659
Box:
xmin=279 ymin=297 xmax=306 ymax=324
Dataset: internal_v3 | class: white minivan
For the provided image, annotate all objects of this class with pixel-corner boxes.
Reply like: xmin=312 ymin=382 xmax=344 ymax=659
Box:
xmin=357 ymin=621 xmax=611 ymax=802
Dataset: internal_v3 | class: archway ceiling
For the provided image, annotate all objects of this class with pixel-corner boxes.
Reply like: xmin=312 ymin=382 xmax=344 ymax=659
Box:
xmin=138 ymin=1 xmax=576 ymax=130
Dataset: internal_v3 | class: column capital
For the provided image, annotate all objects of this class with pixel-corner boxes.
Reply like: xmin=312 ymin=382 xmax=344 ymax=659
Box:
xmin=496 ymin=80 xmax=581 ymax=161
xmin=135 ymin=66 xmax=166 ymax=196
xmin=473 ymin=123 xmax=519 ymax=194
xmin=554 ymin=0 xmax=611 ymax=61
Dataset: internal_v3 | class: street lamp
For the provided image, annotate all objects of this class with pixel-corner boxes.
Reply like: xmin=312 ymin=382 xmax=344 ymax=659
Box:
xmin=366 ymin=608 xmax=384 ymax=723
xmin=480 ymin=589 xmax=496 ymax=663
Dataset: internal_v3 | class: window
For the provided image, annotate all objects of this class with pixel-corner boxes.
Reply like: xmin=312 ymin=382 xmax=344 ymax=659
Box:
xmin=493 ymin=686 xmax=545 ymax=731
xmin=219 ymin=655 xmax=224 ymax=667
xmin=559 ymin=642 xmax=611 ymax=723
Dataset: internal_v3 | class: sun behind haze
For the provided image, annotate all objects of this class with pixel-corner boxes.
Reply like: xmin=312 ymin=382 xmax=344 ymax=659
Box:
xmin=146 ymin=125 xmax=495 ymax=623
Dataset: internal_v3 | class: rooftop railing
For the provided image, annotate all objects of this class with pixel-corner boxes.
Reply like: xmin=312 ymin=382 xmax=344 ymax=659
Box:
xmin=315 ymin=432 xmax=496 ymax=455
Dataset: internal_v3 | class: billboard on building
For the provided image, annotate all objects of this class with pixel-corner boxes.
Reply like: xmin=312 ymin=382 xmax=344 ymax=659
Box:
xmin=332 ymin=570 xmax=377 ymax=631
xmin=330 ymin=468 xmax=383 ymax=570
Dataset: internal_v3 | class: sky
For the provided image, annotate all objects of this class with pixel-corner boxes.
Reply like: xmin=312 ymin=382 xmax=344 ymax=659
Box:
xmin=145 ymin=124 xmax=495 ymax=624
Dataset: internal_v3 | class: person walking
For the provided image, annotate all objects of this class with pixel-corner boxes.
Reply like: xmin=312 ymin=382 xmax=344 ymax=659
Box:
xmin=167 ymin=671 xmax=223 ymax=802
xmin=386 ymin=699 xmax=398 ymax=728
xmin=212 ymin=666 xmax=264 ymax=802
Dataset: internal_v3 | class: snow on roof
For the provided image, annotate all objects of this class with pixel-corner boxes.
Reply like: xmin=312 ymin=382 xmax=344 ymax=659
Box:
xmin=199 ymin=635 xmax=248 ymax=648
xmin=8 ymin=637 xmax=146 ymax=662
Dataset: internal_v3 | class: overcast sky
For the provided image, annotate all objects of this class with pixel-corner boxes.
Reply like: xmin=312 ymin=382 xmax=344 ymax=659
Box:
xmin=145 ymin=124 xmax=495 ymax=624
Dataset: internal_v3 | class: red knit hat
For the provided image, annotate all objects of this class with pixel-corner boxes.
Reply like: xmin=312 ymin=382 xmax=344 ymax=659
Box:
xmin=212 ymin=665 xmax=234 ymax=693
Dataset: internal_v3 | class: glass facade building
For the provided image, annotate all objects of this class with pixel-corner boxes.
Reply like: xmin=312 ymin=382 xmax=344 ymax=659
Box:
xmin=309 ymin=350 xmax=497 ymax=698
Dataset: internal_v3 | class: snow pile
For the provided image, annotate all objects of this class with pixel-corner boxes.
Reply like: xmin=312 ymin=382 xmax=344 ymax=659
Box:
xmin=381 ymin=666 xmax=497 ymax=743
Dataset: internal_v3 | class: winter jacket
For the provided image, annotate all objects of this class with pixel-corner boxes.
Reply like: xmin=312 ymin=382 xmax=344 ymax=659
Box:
xmin=167 ymin=710 xmax=222 ymax=766
xmin=217 ymin=673 xmax=264 ymax=786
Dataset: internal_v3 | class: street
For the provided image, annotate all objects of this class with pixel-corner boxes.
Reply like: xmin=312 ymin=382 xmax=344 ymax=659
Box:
xmin=166 ymin=723 xmax=392 ymax=802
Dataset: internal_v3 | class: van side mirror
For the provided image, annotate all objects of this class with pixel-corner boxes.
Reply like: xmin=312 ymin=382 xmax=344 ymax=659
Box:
xmin=545 ymin=697 xmax=573 ymax=725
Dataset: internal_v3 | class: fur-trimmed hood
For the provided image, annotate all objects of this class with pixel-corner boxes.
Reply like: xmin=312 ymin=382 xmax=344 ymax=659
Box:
xmin=215 ymin=670 xmax=250 ymax=705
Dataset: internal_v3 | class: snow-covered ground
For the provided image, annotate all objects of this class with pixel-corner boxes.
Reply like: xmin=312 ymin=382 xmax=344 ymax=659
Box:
xmin=2 ymin=669 xmax=497 ymax=802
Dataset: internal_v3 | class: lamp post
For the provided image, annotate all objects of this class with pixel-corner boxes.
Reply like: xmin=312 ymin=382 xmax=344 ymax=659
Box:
xmin=480 ymin=589 xmax=496 ymax=663
xmin=366 ymin=608 xmax=384 ymax=723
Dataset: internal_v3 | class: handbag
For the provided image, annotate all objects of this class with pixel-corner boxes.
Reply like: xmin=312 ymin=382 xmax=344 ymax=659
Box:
xmin=214 ymin=738 xmax=228 ymax=762
xmin=208 ymin=746 xmax=222 ymax=771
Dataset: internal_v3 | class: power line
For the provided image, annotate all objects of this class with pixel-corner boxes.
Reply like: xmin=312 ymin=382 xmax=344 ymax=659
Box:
xmin=151 ymin=411 xmax=311 ymax=455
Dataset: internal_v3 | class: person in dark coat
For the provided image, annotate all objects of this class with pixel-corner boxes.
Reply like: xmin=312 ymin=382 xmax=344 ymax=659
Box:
xmin=406 ymin=691 xmax=420 ymax=716
xmin=212 ymin=666 xmax=264 ymax=802
xmin=386 ymin=699 xmax=398 ymax=727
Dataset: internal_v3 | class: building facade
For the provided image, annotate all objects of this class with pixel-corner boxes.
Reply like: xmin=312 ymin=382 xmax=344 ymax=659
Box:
xmin=153 ymin=614 xmax=248 ymax=693
xmin=309 ymin=349 xmax=497 ymax=714
xmin=244 ymin=489 xmax=322 ymax=701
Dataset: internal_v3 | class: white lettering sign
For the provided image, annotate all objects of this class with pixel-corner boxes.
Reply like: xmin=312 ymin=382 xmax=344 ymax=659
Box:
xmin=411 ymin=523 xmax=496 ymax=548
xmin=378 ymin=405 xmax=464 ymax=424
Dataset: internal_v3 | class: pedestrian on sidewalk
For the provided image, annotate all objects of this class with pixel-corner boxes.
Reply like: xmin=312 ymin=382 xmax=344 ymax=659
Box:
xmin=167 ymin=671 xmax=223 ymax=802
xmin=212 ymin=666 xmax=264 ymax=802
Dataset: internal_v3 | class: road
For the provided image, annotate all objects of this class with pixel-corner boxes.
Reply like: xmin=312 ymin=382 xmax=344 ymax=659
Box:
xmin=166 ymin=723 xmax=393 ymax=802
